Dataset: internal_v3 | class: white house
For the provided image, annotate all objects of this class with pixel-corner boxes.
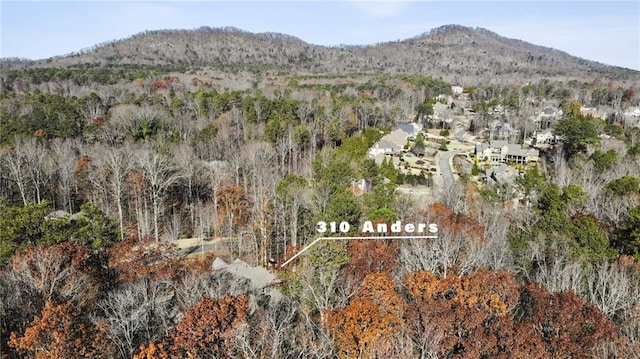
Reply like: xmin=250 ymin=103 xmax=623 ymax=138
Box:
xmin=451 ymin=85 xmax=464 ymax=95
xmin=368 ymin=138 xmax=403 ymax=157
xmin=623 ymin=108 xmax=640 ymax=127
xmin=367 ymin=128 xmax=408 ymax=157
xmin=475 ymin=140 xmax=538 ymax=164
xmin=535 ymin=128 xmax=561 ymax=144
xmin=503 ymin=144 xmax=539 ymax=164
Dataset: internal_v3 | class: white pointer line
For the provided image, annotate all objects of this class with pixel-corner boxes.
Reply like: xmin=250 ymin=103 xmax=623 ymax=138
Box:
xmin=280 ymin=235 xmax=438 ymax=267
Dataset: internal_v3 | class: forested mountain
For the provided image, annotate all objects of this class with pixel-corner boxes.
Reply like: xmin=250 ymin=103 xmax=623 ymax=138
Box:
xmin=1 ymin=24 xmax=640 ymax=358
xmin=5 ymin=25 xmax=639 ymax=82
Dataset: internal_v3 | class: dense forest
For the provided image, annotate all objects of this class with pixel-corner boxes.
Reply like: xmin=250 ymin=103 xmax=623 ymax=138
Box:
xmin=1 ymin=25 xmax=640 ymax=358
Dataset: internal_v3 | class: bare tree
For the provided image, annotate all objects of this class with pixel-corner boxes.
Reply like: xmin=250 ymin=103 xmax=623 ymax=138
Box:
xmin=203 ymin=161 xmax=229 ymax=238
xmin=95 ymin=279 xmax=175 ymax=358
xmin=137 ymin=149 xmax=185 ymax=242
xmin=524 ymin=240 xmax=584 ymax=295
xmin=8 ymin=242 xmax=100 ymax=308
xmin=234 ymin=298 xmax=336 ymax=359
xmin=436 ymin=181 xmax=469 ymax=214
xmin=95 ymin=281 xmax=154 ymax=358
xmin=393 ymin=193 xmax=415 ymax=222
xmin=244 ymin=141 xmax=278 ymax=265
xmin=462 ymin=205 xmax=515 ymax=272
xmin=586 ymin=261 xmax=635 ymax=317
xmin=50 ymin=139 xmax=79 ymax=212
xmin=22 ymin=138 xmax=52 ymax=204
xmin=400 ymin=229 xmax=466 ymax=278
xmin=88 ymin=146 xmax=134 ymax=241
xmin=1 ymin=144 xmax=31 ymax=205
xmin=172 ymin=144 xmax=202 ymax=235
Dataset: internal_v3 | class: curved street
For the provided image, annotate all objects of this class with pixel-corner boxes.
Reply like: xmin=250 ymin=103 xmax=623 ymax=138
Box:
xmin=438 ymin=149 xmax=465 ymax=185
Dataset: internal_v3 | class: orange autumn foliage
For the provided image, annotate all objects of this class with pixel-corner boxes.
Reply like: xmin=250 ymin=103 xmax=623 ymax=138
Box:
xmin=404 ymin=268 xmax=519 ymax=315
xmin=9 ymin=301 xmax=103 ymax=359
xmin=343 ymin=239 xmax=397 ymax=283
xmin=133 ymin=342 xmax=170 ymax=359
xmin=107 ymin=237 xmax=186 ymax=283
xmin=172 ymin=294 xmax=249 ymax=357
xmin=325 ymin=272 xmax=406 ymax=358
xmin=428 ymin=202 xmax=485 ymax=241
xmin=10 ymin=241 xmax=106 ymax=307
xmin=404 ymin=269 xmax=539 ymax=358
xmin=216 ymin=184 xmax=251 ymax=228
xmin=518 ymin=283 xmax=618 ymax=358
xmin=402 ymin=269 xmax=618 ymax=358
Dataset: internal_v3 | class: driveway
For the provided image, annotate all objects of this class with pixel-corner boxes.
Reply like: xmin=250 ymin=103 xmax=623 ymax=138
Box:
xmin=438 ymin=149 xmax=464 ymax=185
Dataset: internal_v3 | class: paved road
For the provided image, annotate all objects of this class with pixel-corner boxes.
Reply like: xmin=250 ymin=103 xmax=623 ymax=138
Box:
xmin=438 ymin=150 xmax=462 ymax=185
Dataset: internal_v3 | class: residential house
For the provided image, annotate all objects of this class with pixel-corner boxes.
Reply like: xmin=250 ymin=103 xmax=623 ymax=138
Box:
xmin=368 ymin=128 xmax=411 ymax=158
xmin=428 ymin=102 xmax=453 ymax=128
xmin=367 ymin=137 xmax=403 ymax=157
xmin=393 ymin=122 xmax=423 ymax=138
xmin=535 ymin=128 xmax=561 ymax=144
xmin=503 ymin=143 xmax=539 ymax=164
xmin=475 ymin=140 xmax=539 ymax=164
xmin=475 ymin=142 xmax=502 ymax=162
xmin=536 ymin=107 xmax=563 ymax=129
xmin=489 ymin=120 xmax=520 ymax=141
xmin=368 ymin=122 xmax=423 ymax=158
xmin=580 ymin=104 xmax=602 ymax=119
xmin=451 ymin=85 xmax=464 ymax=95
xmin=623 ymin=107 xmax=640 ymax=128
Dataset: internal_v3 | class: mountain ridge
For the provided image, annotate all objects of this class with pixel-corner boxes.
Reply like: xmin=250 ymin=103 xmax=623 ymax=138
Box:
xmin=3 ymin=24 xmax=638 ymax=82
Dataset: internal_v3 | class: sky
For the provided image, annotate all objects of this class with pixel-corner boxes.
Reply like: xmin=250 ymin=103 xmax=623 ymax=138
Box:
xmin=1 ymin=0 xmax=639 ymax=70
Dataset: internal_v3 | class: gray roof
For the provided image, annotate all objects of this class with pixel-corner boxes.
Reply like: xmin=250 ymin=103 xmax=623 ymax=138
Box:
xmin=392 ymin=122 xmax=422 ymax=137
xmin=374 ymin=139 xmax=402 ymax=151
xmin=489 ymin=163 xmax=518 ymax=183
xmin=213 ymin=258 xmax=280 ymax=291
xmin=490 ymin=140 xmax=509 ymax=148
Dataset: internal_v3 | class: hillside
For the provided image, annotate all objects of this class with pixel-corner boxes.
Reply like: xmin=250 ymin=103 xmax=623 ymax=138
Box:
xmin=2 ymin=23 xmax=640 ymax=359
xmin=7 ymin=25 xmax=639 ymax=83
